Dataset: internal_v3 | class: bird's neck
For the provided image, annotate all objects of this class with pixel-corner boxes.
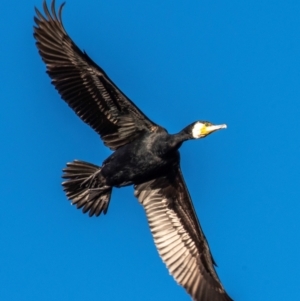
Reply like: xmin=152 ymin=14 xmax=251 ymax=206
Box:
xmin=151 ymin=131 xmax=191 ymax=157
xmin=168 ymin=131 xmax=191 ymax=150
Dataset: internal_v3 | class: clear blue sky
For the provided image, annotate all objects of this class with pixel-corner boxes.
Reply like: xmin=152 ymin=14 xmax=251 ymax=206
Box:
xmin=1 ymin=1 xmax=300 ymax=300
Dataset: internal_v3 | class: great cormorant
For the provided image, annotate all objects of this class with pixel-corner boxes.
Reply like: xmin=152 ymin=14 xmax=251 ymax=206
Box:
xmin=33 ymin=1 xmax=232 ymax=300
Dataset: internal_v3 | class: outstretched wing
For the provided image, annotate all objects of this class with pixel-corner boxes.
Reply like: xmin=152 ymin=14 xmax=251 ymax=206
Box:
xmin=33 ymin=0 xmax=162 ymax=150
xmin=135 ymin=167 xmax=232 ymax=301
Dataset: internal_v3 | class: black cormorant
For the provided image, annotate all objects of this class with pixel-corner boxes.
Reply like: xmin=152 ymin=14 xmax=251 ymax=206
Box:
xmin=33 ymin=1 xmax=232 ymax=300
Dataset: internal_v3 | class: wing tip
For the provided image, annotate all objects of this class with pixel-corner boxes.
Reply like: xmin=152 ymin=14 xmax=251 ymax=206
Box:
xmin=34 ymin=0 xmax=66 ymax=25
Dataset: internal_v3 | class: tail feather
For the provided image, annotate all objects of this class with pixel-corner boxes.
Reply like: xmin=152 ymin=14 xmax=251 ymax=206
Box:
xmin=62 ymin=160 xmax=112 ymax=217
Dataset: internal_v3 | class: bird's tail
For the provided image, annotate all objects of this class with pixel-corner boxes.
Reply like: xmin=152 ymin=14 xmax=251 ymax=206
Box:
xmin=62 ymin=160 xmax=112 ymax=217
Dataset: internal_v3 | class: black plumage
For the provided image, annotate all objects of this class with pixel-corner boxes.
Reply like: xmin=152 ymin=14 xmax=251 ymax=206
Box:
xmin=33 ymin=1 xmax=232 ymax=300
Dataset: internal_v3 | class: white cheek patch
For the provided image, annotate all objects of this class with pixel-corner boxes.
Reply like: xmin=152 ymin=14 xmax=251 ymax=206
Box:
xmin=192 ymin=122 xmax=205 ymax=139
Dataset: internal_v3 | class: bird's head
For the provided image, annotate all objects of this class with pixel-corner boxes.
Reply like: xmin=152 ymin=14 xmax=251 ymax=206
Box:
xmin=188 ymin=121 xmax=227 ymax=139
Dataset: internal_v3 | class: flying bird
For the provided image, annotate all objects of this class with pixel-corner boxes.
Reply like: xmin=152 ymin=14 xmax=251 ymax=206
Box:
xmin=33 ymin=1 xmax=232 ymax=300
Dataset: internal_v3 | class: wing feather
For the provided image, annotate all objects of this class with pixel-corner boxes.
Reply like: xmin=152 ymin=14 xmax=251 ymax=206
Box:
xmin=135 ymin=167 xmax=232 ymax=301
xmin=34 ymin=0 xmax=162 ymax=150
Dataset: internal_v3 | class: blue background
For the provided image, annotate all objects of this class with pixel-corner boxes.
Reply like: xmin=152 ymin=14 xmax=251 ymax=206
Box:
xmin=1 ymin=1 xmax=300 ymax=300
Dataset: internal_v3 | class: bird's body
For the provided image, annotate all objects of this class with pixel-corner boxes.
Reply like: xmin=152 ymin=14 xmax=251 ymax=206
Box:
xmin=102 ymin=131 xmax=179 ymax=187
xmin=33 ymin=1 xmax=233 ymax=300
